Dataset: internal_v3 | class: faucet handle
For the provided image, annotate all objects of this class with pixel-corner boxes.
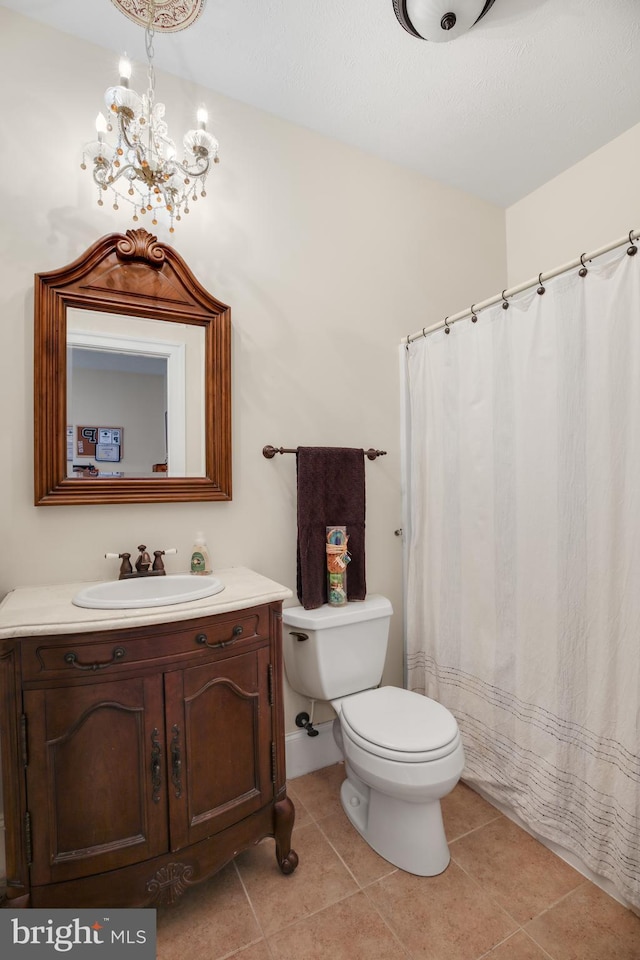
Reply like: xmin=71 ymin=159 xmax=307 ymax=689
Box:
xmin=152 ymin=548 xmax=177 ymax=573
xmin=105 ymin=551 xmax=133 ymax=578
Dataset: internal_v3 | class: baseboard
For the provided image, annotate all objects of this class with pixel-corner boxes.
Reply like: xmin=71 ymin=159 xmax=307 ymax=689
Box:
xmin=285 ymin=719 xmax=343 ymax=780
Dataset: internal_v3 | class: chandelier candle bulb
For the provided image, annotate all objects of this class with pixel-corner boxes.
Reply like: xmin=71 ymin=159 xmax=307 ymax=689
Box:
xmin=95 ymin=112 xmax=108 ymax=139
xmin=118 ymin=55 xmax=132 ymax=86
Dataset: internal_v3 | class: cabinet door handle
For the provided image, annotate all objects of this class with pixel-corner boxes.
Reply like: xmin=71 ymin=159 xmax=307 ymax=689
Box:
xmin=195 ymin=625 xmax=243 ymax=649
xmin=171 ymin=724 xmax=182 ymax=798
xmin=64 ymin=646 xmax=126 ymax=671
xmin=150 ymin=728 xmax=162 ymax=804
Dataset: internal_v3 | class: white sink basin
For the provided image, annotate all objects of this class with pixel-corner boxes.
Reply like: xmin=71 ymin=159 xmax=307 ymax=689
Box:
xmin=72 ymin=574 xmax=225 ymax=610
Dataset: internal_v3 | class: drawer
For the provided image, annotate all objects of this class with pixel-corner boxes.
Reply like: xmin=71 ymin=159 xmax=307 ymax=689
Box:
xmin=20 ymin=605 xmax=271 ymax=683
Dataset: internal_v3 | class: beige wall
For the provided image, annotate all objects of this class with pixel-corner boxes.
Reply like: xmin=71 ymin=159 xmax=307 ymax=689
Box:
xmin=506 ymin=123 xmax=640 ymax=286
xmin=0 ymin=7 xmax=506 ymax=733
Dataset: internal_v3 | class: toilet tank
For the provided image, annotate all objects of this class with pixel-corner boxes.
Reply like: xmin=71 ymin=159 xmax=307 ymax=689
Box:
xmin=281 ymin=595 xmax=393 ymax=701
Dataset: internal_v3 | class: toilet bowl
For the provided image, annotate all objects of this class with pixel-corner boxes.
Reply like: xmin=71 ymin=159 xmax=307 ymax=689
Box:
xmin=282 ymin=597 xmax=465 ymax=876
xmin=331 ymin=686 xmax=464 ymax=875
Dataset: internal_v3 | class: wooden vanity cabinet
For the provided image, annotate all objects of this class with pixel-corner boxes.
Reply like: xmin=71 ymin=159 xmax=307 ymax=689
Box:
xmin=0 ymin=600 xmax=298 ymax=908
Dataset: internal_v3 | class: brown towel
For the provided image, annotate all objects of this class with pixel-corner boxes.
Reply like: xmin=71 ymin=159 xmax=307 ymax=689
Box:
xmin=296 ymin=447 xmax=366 ymax=609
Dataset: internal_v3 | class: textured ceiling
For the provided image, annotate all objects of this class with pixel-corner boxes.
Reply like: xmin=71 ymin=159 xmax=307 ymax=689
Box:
xmin=3 ymin=0 xmax=639 ymax=206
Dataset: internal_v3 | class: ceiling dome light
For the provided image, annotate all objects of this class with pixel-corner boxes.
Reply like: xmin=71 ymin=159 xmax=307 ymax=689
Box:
xmin=393 ymin=1 xmax=497 ymax=42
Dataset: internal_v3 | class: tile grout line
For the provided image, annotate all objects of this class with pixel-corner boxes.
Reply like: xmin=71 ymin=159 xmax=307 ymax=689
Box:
xmin=357 ymin=882 xmax=417 ymax=959
xmin=448 ymin=814 xmax=587 ymax=923
xmin=475 ymin=929 xmax=558 ymax=960
xmin=445 ymin=812 xmax=503 ymax=844
xmin=276 ymin=772 xmax=640 ymax=957
xmin=237 ymin=814 xmax=411 ymax=954
xmin=475 ymin=932 xmax=518 ymax=960
xmin=233 ymin=826 xmax=374 ymax=944
xmin=258 ymin=885 xmax=409 ymax=953
xmin=524 ymin=877 xmax=590 ymax=920
xmin=218 ymin=941 xmax=273 ymax=960
xmin=293 ymin=776 xmax=514 ymax=958
xmin=310 ymin=811 xmax=416 ymax=959
xmin=314 ymin=809 xmax=524 ymax=959
xmin=313 ymin=817 xmax=366 ymax=887
xmin=292 ymin=771 xmax=601 ymax=959
xmin=232 ymin=859 xmax=277 ymax=960
xmin=448 ymin=852 xmax=527 ymax=936
xmin=449 ymin=850 xmax=590 ymax=960
xmin=519 ymin=878 xmax=594 ymax=958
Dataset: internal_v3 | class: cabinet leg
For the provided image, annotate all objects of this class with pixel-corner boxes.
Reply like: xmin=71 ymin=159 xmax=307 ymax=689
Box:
xmin=273 ymin=796 xmax=298 ymax=875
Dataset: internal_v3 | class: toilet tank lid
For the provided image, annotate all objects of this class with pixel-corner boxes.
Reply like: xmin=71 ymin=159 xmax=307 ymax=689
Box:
xmin=282 ymin=595 xmax=393 ymax=629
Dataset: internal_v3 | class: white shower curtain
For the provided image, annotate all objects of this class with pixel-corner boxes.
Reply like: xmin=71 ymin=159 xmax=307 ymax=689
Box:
xmin=404 ymin=244 xmax=640 ymax=909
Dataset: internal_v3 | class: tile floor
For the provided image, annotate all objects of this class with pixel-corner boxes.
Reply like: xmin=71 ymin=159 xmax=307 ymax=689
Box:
xmin=157 ymin=763 xmax=640 ymax=960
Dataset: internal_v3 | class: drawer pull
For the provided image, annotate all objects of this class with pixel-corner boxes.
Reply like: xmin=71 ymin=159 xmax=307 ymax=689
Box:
xmin=63 ymin=646 xmax=126 ymax=671
xmin=171 ymin=724 xmax=183 ymax=799
xmin=195 ymin=625 xmax=243 ymax=649
xmin=150 ymin=728 xmax=162 ymax=804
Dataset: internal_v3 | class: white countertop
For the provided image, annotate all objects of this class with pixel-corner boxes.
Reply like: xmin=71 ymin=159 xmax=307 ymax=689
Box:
xmin=0 ymin=567 xmax=293 ymax=638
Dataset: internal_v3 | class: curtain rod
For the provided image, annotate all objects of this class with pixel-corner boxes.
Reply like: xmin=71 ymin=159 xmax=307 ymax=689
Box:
xmin=403 ymin=228 xmax=640 ymax=345
xmin=262 ymin=445 xmax=387 ymax=460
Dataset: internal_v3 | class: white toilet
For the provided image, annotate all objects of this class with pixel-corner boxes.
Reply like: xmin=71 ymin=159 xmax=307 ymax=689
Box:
xmin=282 ymin=596 xmax=465 ymax=877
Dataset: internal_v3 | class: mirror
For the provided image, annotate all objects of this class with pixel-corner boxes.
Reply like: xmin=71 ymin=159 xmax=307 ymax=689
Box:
xmin=35 ymin=228 xmax=231 ymax=505
xmin=66 ymin=311 xmax=205 ymax=479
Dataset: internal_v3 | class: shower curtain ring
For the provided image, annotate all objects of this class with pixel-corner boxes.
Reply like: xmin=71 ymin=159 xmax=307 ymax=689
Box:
xmin=537 ymin=273 xmax=546 ymax=295
xmin=578 ymin=253 xmax=589 ymax=277
xmin=627 ymin=230 xmax=637 ymax=256
xmin=444 ymin=316 xmax=451 ymax=334
xmin=470 ymin=304 xmax=478 ymax=323
xmin=422 ymin=326 xmax=427 ymax=338
xmin=501 ymin=290 xmax=509 ymax=310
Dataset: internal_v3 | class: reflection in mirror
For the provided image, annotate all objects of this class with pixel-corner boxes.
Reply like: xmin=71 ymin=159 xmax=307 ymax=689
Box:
xmin=66 ymin=310 xmax=205 ymax=478
xmin=67 ymin=348 xmax=168 ymax=478
xmin=34 ymin=228 xmax=231 ymax=506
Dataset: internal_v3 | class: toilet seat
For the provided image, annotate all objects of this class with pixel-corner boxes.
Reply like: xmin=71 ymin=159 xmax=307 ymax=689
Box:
xmin=337 ymin=686 xmax=461 ymax=764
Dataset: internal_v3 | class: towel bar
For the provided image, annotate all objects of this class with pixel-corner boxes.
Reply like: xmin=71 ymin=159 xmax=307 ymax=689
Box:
xmin=262 ymin=445 xmax=386 ymax=461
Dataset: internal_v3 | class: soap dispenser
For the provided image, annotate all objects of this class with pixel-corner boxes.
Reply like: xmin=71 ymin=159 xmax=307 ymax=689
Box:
xmin=190 ymin=532 xmax=212 ymax=575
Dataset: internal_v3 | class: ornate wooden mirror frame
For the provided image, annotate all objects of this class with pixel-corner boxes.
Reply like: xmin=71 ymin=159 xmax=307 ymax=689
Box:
xmin=34 ymin=228 xmax=231 ymax=505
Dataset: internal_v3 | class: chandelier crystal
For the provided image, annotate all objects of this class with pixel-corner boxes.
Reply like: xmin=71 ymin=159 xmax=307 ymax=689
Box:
xmin=81 ymin=0 xmax=219 ymax=231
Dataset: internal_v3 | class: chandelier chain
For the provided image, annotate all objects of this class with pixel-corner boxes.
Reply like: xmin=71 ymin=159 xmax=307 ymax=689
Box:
xmin=145 ymin=1 xmax=156 ymax=107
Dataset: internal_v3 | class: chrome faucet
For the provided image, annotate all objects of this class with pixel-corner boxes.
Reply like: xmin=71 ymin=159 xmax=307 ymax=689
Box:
xmin=105 ymin=547 xmax=177 ymax=579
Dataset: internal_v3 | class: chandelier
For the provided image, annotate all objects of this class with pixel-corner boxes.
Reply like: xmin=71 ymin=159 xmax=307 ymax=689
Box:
xmin=81 ymin=0 xmax=219 ymax=231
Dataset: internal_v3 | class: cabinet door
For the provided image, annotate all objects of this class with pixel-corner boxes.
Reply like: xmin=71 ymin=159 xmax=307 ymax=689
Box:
xmin=165 ymin=645 xmax=272 ymax=851
xmin=25 ymin=675 xmax=168 ymax=886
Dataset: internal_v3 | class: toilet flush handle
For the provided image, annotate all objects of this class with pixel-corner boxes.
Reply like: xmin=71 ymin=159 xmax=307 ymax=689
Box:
xmin=288 ymin=631 xmax=309 ymax=642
